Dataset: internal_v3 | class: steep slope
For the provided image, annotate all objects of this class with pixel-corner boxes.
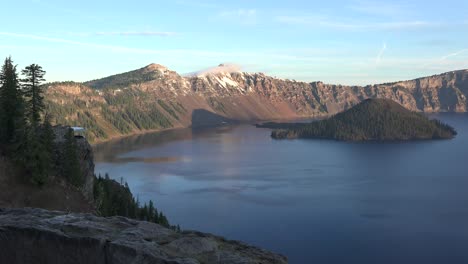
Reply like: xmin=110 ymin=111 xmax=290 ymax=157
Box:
xmin=0 ymin=126 xmax=95 ymax=212
xmin=44 ymin=64 xmax=468 ymax=143
xmin=265 ymin=99 xmax=457 ymax=141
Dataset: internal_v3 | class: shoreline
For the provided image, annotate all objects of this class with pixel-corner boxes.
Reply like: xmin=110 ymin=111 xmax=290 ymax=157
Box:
xmin=89 ymin=111 xmax=463 ymax=146
xmin=90 ymin=114 xmax=327 ymax=147
xmin=90 ymin=125 xmax=186 ymax=146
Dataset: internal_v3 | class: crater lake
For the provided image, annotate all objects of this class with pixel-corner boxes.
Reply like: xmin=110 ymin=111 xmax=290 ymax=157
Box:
xmin=94 ymin=113 xmax=468 ymax=264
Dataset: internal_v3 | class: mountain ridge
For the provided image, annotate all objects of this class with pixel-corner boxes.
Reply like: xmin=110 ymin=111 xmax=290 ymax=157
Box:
xmin=85 ymin=63 xmax=468 ymax=88
xmin=43 ymin=64 xmax=468 ymax=143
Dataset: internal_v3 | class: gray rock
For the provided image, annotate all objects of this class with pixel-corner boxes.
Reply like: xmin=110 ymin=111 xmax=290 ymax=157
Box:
xmin=53 ymin=126 xmax=95 ymax=202
xmin=0 ymin=208 xmax=287 ymax=264
xmin=165 ymin=236 xmax=218 ymax=256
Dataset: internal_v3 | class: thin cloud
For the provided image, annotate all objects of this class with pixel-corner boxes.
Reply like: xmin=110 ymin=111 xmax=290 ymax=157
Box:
xmin=185 ymin=63 xmax=242 ymax=77
xmin=219 ymin=9 xmax=257 ymax=24
xmin=276 ymin=15 xmax=433 ymax=31
xmin=420 ymin=49 xmax=468 ymax=69
xmin=95 ymin=31 xmax=176 ymax=37
xmin=0 ymin=32 xmax=160 ymax=54
xmin=175 ymin=0 xmax=217 ymax=8
xmin=219 ymin=9 xmax=256 ymax=18
xmin=349 ymin=1 xmax=410 ymax=17
xmin=375 ymin=42 xmax=387 ymax=65
xmin=440 ymin=49 xmax=468 ymax=60
xmin=0 ymin=32 xmax=336 ymax=62
xmin=415 ymin=39 xmax=452 ymax=47
xmin=0 ymin=32 xmax=217 ymax=58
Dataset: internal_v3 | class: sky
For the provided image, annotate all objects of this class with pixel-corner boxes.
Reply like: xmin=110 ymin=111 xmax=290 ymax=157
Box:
xmin=1 ymin=0 xmax=467 ymax=85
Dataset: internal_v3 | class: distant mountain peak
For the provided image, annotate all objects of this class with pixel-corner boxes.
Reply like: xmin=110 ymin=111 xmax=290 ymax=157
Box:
xmin=143 ymin=63 xmax=169 ymax=72
xmin=84 ymin=63 xmax=174 ymax=90
xmin=185 ymin=63 xmax=243 ymax=77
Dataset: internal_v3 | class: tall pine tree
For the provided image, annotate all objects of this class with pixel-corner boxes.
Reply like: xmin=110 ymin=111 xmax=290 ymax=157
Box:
xmin=41 ymin=114 xmax=56 ymax=161
xmin=63 ymin=127 xmax=82 ymax=186
xmin=0 ymin=57 xmax=23 ymax=144
xmin=21 ymin=64 xmax=46 ymax=127
xmin=21 ymin=127 xmax=50 ymax=185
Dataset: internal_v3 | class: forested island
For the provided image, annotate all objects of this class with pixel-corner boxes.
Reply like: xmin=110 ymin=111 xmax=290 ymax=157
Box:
xmin=258 ymin=99 xmax=457 ymax=141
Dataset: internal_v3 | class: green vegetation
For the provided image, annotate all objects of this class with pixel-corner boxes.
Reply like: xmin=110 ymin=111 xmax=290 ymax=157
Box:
xmin=94 ymin=174 xmax=179 ymax=231
xmin=42 ymin=81 xmax=82 ymax=88
xmin=103 ymin=89 xmax=136 ymax=105
xmin=85 ymin=66 xmax=157 ymax=90
xmin=123 ymin=105 xmax=172 ymax=130
xmin=45 ymin=101 xmax=76 ymax=124
xmin=101 ymin=105 xmax=133 ymax=134
xmin=63 ymin=127 xmax=82 ymax=187
xmin=0 ymin=57 xmax=23 ymax=144
xmin=158 ymin=100 xmax=179 ymax=120
xmin=14 ymin=126 xmax=52 ymax=185
xmin=0 ymin=57 xmax=58 ymax=185
xmin=262 ymin=99 xmax=457 ymax=141
xmin=44 ymin=85 xmax=174 ymax=143
xmin=22 ymin=64 xmax=46 ymax=127
xmin=4 ymin=56 xmax=172 ymax=215
xmin=1 ymin=57 xmax=176 ymax=229
xmin=76 ymin=111 xmax=108 ymax=141
xmin=170 ymin=101 xmax=187 ymax=114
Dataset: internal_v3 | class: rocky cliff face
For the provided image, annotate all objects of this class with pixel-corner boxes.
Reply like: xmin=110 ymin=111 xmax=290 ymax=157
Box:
xmin=0 ymin=208 xmax=287 ymax=264
xmin=53 ymin=126 xmax=95 ymax=201
xmin=44 ymin=64 xmax=468 ymax=142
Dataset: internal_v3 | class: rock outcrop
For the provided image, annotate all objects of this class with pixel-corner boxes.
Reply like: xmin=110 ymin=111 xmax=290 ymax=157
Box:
xmin=44 ymin=65 xmax=468 ymax=143
xmin=0 ymin=208 xmax=287 ymax=264
xmin=53 ymin=126 xmax=95 ymax=201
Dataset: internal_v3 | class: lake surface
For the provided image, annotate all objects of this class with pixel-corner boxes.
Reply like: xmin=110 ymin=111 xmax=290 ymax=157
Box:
xmin=94 ymin=113 xmax=468 ymax=264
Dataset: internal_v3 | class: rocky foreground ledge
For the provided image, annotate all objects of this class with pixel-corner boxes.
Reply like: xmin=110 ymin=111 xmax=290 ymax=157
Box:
xmin=0 ymin=208 xmax=287 ymax=264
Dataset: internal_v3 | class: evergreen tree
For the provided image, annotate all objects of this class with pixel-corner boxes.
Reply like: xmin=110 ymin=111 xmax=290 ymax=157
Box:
xmin=38 ymin=114 xmax=56 ymax=179
xmin=93 ymin=174 xmax=178 ymax=229
xmin=148 ymin=200 xmax=155 ymax=222
xmin=41 ymin=114 xmax=56 ymax=160
xmin=21 ymin=64 xmax=46 ymax=127
xmin=63 ymin=127 xmax=82 ymax=186
xmin=158 ymin=212 xmax=169 ymax=227
xmin=10 ymin=122 xmax=49 ymax=185
xmin=0 ymin=57 xmax=23 ymax=144
xmin=142 ymin=203 xmax=149 ymax=221
xmin=24 ymin=128 xmax=50 ymax=185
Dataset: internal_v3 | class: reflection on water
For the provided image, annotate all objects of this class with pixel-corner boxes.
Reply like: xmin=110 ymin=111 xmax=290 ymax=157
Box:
xmin=110 ymin=156 xmax=180 ymax=164
xmin=93 ymin=126 xmax=236 ymax=162
xmin=94 ymin=114 xmax=468 ymax=264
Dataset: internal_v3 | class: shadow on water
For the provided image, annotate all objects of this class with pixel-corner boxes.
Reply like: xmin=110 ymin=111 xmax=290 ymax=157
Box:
xmin=94 ymin=108 xmax=240 ymax=163
xmin=93 ymin=125 xmax=237 ymax=163
xmin=191 ymin=108 xmax=237 ymax=128
xmin=94 ymin=113 xmax=468 ymax=264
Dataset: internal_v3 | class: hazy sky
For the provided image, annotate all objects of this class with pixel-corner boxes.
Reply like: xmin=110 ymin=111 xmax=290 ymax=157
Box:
xmin=1 ymin=0 xmax=467 ymax=85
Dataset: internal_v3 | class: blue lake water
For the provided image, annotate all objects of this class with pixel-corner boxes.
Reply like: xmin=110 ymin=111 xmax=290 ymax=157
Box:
xmin=94 ymin=113 xmax=468 ymax=264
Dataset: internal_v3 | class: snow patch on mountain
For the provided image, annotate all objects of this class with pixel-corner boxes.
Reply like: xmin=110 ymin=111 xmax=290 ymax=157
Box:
xmin=184 ymin=63 xmax=243 ymax=77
